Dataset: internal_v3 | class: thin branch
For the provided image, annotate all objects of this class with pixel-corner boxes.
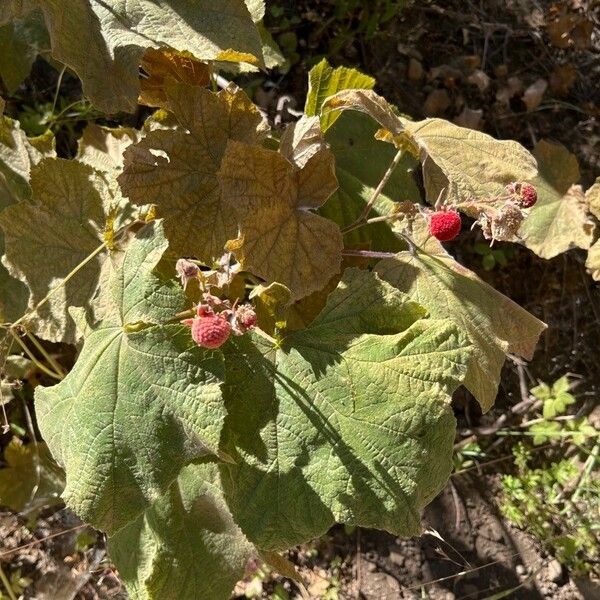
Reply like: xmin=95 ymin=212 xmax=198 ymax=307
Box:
xmin=341 ymin=148 xmax=404 ymax=234
xmin=10 ymin=332 xmax=63 ymax=381
xmin=25 ymin=332 xmax=65 ymax=379
xmin=11 ymin=241 xmax=107 ymax=330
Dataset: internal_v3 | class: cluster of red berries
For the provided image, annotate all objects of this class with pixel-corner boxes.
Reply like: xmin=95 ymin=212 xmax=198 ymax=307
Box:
xmin=181 ymin=300 xmax=257 ymax=349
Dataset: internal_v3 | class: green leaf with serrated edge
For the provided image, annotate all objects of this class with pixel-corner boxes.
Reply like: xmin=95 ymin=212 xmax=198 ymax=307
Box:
xmin=219 ymin=140 xmax=342 ymax=301
xmin=0 ymin=438 xmax=64 ymax=512
xmin=374 ymin=225 xmax=546 ymax=412
xmin=321 ymin=110 xmax=420 ymax=251
xmin=0 ymin=9 xmax=49 ymax=93
xmin=109 ymin=462 xmax=254 ymax=600
xmin=119 ymin=85 xmax=265 ymax=265
xmin=220 ymin=268 xmax=470 ymax=550
xmin=0 ymin=158 xmax=114 ymax=342
xmin=35 ymin=222 xmax=227 ymax=534
xmin=37 ymin=0 xmax=264 ymax=114
xmin=306 ymin=59 xmax=375 ymax=132
xmin=520 ymin=141 xmax=595 ymax=260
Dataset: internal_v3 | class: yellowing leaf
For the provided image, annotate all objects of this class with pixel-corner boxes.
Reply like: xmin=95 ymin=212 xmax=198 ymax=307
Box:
xmin=218 ymin=141 xmax=342 ymax=300
xmin=38 ymin=0 xmax=264 ymax=113
xmin=139 ymin=48 xmax=211 ymax=108
xmin=322 ymin=92 xmax=538 ymax=206
xmin=0 ymin=438 xmax=64 ymax=512
xmin=375 ymin=234 xmax=546 ymax=412
xmin=0 ymin=112 xmax=54 ymax=322
xmin=0 ymin=0 xmax=36 ymax=24
xmin=404 ymin=118 xmax=538 ymax=203
xmin=119 ymin=85 xmax=265 ymax=264
xmin=0 ymin=158 xmax=113 ymax=342
xmin=305 ymin=59 xmax=375 ymax=132
xmin=322 ymin=89 xmax=407 ymax=141
xmin=585 ymin=178 xmax=600 ymax=280
xmin=520 ymin=141 xmax=595 ymax=259
xmin=77 ymin=123 xmax=141 ymax=176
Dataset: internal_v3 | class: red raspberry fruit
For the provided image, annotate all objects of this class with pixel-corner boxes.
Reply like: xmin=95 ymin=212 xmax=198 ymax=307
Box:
xmin=518 ymin=183 xmax=537 ymax=208
xmin=429 ymin=210 xmax=462 ymax=242
xmin=184 ymin=314 xmax=231 ymax=349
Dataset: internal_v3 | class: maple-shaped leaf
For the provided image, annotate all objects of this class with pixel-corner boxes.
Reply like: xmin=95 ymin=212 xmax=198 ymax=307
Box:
xmin=322 ymin=90 xmax=538 ymax=204
xmin=220 ymin=268 xmax=471 ymax=550
xmin=109 ymin=462 xmax=254 ymax=600
xmin=0 ymin=111 xmax=54 ymax=323
xmin=0 ymin=158 xmax=115 ymax=342
xmin=374 ymin=228 xmax=546 ymax=412
xmin=218 ymin=140 xmax=342 ymax=300
xmin=37 ymin=0 xmax=264 ymax=113
xmin=305 ymin=59 xmax=375 ymax=132
xmin=35 ymin=221 xmax=228 ymax=534
xmin=519 ymin=141 xmax=595 ymax=259
xmin=119 ymin=85 xmax=265 ymax=264
xmin=585 ymin=178 xmax=600 ymax=280
xmin=0 ymin=438 xmax=64 ymax=512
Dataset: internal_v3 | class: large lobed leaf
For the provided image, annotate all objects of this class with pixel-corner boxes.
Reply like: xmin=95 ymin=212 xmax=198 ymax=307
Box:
xmin=375 ymin=228 xmax=546 ymax=412
xmin=37 ymin=0 xmax=264 ymax=113
xmin=220 ymin=268 xmax=471 ymax=550
xmin=218 ymin=139 xmax=343 ymax=301
xmin=119 ymin=84 xmax=265 ymax=264
xmin=35 ymin=222 xmax=227 ymax=534
xmin=322 ymin=89 xmax=538 ymax=204
xmin=519 ymin=140 xmax=595 ymax=259
xmin=109 ymin=462 xmax=254 ymax=600
xmin=0 ymin=109 xmax=53 ymax=323
xmin=0 ymin=158 xmax=112 ymax=342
